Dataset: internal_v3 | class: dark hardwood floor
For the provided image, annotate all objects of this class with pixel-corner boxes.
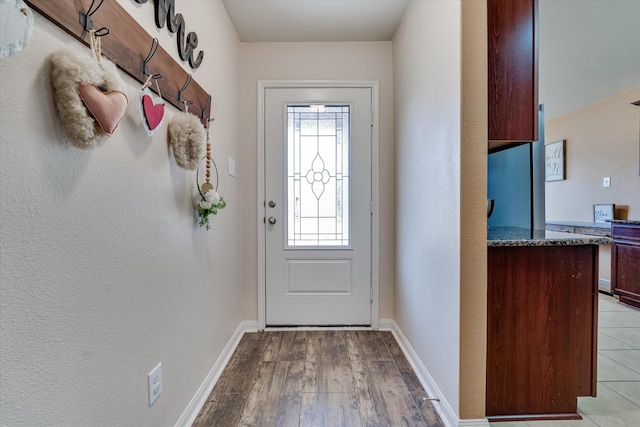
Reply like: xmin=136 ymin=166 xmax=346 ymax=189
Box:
xmin=193 ymin=330 xmax=445 ymax=427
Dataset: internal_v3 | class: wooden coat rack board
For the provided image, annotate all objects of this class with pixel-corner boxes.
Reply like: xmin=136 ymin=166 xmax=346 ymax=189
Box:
xmin=25 ymin=0 xmax=211 ymax=122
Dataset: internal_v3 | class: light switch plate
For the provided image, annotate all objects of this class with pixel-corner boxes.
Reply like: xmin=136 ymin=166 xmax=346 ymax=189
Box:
xmin=228 ymin=157 xmax=236 ymax=177
xmin=603 ymin=177 xmax=611 ymax=187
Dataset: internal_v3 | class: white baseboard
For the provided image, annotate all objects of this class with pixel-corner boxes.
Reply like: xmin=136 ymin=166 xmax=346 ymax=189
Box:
xmin=175 ymin=320 xmax=258 ymax=427
xmin=378 ymin=318 xmax=394 ymax=331
xmin=389 ymin=321 xmax=489 ymax=427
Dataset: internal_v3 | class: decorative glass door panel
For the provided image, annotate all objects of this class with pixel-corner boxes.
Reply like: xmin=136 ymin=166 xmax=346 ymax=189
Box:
xmin=287 ymin=105 xmax=350 ymax=247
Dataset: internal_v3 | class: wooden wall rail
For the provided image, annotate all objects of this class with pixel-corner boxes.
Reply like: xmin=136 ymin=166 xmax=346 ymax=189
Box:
xmin=25 ymin=0 xmax=211 ymax=122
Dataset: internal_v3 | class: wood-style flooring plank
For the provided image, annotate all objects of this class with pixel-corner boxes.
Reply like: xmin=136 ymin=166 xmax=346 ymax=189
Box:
xmin=303 ymin=357 xmax=355 ymax=393
xmin=300 ymin=392 xmax=363 ymax=427
xmin=381 ymin=332 xmax=424 ymax=392
xmin=212 ymin=337 xmax=266 ymax=394
xmin=239 ymin=361 xmax=304 ymax=427
xmin=346 ymin=330 xmax=393 ymax=362
xmin=306 ymin=336 xmax=349 ymax=361
xmin=351 ymin=360 xmax=427 ymax=427
xmin=303 ymin=335 xmax=354 ymax=393
xmin=411 ymin=389 xmax=447 ymax=427
xmin=191 ymin=393 xmax=246 ymax=427
xmin=262 ymin=331 xmax=306 ymax=361
xmin=194 ymin=331 xmax=446 ymax=427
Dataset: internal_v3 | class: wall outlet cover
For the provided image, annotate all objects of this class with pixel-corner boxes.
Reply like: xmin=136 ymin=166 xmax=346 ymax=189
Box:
xmin=603 ymin=177 xmax=611 ymax=187
xmin=148 ymin=363 xmax=162 ymax=406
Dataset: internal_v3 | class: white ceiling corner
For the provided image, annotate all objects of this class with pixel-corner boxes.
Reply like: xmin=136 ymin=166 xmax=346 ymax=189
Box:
xmin=222 ymin=0 xmax=411 ymax=42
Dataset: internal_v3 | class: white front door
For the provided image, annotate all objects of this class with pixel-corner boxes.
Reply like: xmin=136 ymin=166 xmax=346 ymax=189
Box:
xmin=264 ymin=87 xmax=373 ymax=326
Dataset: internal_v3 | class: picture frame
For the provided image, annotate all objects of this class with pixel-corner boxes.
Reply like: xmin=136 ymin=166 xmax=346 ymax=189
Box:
xmin=545 ymin=140 xmax=566 ymax=182
xmin=594 ymin=203 xmax=615 ymax=223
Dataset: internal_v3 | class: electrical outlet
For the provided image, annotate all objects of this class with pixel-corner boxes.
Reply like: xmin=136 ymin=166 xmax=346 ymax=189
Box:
xmin=228 ymin=157 xmax=236 ymax=177
xmin=603 ymin=177 xmax=611 ymax=187
xmin=148 ymin=363 xmax=162 ymax=406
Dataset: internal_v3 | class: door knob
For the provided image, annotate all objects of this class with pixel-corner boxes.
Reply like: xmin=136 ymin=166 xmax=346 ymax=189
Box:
xmin=268 ymin=217 xmax=277 ymax=225
xmin=268 ymin=200 xmax=276 ymax=208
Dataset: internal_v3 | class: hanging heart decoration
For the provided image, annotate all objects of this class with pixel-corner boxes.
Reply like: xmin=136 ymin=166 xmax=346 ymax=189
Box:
xmin=143 ymin=93 xmax=165 ymax=130
xmin=138 ymin=87 xmax=165 ymax=136
xmin=78 ymin=83 xmax=128 ymax=136
xmin=50 ymin=30 xmax=127 ymax=147
xmin=168 ymin=107 xmax=205 ymax=170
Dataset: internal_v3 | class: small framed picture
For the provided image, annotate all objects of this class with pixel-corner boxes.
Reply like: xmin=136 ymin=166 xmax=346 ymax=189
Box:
xmin=545 ymin=140 xmax=566 ymax=182
xmin=594 ymin=204 xmax=615 ymax=223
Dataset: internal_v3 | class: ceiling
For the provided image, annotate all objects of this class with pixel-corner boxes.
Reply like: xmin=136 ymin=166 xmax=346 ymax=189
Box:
xmin=222 ymin=0 xmax=640 ymax=119
xmin=222 ymin=0 xmax=410 ymax=42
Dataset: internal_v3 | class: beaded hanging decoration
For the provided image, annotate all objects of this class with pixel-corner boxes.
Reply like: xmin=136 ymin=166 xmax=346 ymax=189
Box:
xmin=200 ymin=122 xmax=214 ymax=192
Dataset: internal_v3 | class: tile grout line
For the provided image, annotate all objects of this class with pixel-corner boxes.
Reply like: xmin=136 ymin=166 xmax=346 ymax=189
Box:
xmin=598 ymin=381 xmax=640 ymax=410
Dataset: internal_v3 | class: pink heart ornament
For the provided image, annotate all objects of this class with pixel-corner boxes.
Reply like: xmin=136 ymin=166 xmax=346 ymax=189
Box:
xmin=78 ymin=83 xmax=128 ymax=136
xmin=142 ymin=94 xmax=165 ymax=131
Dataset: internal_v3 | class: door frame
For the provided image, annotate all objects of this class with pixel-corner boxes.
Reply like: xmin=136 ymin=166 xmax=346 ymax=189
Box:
xmin=257 ymin=80 xmax=380 ymax=330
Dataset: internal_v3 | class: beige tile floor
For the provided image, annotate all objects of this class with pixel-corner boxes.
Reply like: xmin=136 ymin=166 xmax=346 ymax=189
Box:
xmin=491 ymin=293 xmax=640 ymax=427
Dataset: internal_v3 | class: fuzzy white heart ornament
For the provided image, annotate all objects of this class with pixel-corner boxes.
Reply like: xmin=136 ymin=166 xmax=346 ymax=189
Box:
xmin=138 ymin=87 xmax=165 ymax=136
xmin=168 ymin=111 xmax=205 ymax=170
xmin=78 ymin=83 xmax=128 ymax=136
xmin=49 ymin=32 xmax=126 ymax=148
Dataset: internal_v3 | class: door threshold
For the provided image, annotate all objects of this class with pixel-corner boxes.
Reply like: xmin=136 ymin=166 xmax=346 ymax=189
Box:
xmin=264 ymin=324 xmax=372 ymax=331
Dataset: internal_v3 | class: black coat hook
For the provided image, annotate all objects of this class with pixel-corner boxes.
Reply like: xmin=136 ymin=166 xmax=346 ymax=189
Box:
xmin=79 ymin=0 xmax=105 ymax=32
xmin=142 ymin=38 xmax=160 ymax=76
xmin=93 ymin=27 xmax=110 ymax=37
xmin=177 ymin=74 xmax=192 ymax=102
xmin=200 ymin=94 xmax=213 ymax=123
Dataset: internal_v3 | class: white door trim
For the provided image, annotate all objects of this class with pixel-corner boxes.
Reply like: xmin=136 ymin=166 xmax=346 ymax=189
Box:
xmin=257 ymin=80 xmax=380 ymax=330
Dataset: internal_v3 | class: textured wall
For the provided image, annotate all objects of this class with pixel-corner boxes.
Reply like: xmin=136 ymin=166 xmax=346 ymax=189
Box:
xmin=393 ymin=0 xmax=463 ymax=417
xmin=0 ymin=2 xmax=243 ymax=425
xmin=239 ymin=41 xmax=395 ymax=321
xmin=392 ymin=0 xmax=488 ymax=421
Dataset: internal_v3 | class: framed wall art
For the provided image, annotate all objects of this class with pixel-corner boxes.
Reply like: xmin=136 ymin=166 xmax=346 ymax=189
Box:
xmin=594 ymin=204 xmax=615 ymax=223
xmin=545 ymin=140 xmax=566 ymax=182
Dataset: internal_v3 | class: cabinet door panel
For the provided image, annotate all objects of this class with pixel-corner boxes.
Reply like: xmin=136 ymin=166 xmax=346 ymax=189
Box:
xmin=613 ymin=243 xmax=640 ymax=302
xmin=488 ymin=0 xmax=539 ymax=144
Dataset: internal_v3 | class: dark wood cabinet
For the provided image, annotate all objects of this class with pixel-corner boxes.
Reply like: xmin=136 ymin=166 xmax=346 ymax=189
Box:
xmin=487 ymin=245 xmax=598 ymax=421
xmin=611 ymin=223 xmax=640 ymax=309
xmin=488 ymin=0 xmax=539 ymax=152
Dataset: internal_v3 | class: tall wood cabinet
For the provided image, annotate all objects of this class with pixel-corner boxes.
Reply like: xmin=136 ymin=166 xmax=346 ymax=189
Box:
xmin=488 ymin=0 xmax=539 ymax=152
xmin=611 ymin=222 xmax=640 ymax=309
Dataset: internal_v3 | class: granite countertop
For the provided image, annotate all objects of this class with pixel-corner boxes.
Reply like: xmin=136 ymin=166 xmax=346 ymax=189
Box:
xmin=488 ymin=226 xmax=613 ymax=247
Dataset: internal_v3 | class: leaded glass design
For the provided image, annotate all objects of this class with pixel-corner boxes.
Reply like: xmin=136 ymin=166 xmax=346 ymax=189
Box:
xmin=287 ymin=105 xmax=350 ymax=247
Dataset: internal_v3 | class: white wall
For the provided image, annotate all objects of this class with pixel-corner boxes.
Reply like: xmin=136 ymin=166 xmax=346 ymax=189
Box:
xmin=0 ymin=2 xmax=242 ymax=425
xmin=239 ymin=42 xmax=395 ymax=320
xmin=393 ymin=0 xmax=487 ymax=421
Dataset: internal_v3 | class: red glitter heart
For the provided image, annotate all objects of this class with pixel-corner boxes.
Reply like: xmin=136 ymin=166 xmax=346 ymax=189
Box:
xmin=142 ymin=94 xmax=165 ymax=131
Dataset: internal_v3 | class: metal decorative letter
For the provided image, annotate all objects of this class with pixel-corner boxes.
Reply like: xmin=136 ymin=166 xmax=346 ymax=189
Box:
xmin=134 ymin=0 xmax=204 ymax=69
